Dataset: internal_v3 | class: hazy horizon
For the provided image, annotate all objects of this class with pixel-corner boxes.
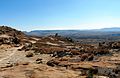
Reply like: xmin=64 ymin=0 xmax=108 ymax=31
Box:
xmin=10 ymin=26 xmax=120 ymax=32
xmin=0 ymin=0 xmax=120 ymax=31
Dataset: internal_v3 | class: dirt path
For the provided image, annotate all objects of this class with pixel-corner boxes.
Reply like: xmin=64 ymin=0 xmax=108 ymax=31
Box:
xmin=0 ymin=49 xmax=16 ymax=62
xmin=0 ymin=47 xmax=22 ymax=62
xmin=0 ymin=46 xmax=23 ymax=65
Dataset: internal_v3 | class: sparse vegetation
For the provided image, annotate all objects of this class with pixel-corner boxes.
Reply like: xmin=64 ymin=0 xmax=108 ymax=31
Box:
xmin=0 ymin=26 xmax=119 ymax=78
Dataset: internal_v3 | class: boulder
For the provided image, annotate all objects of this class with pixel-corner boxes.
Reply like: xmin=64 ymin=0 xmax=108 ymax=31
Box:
xmin=47 ymin=60 xmax=60 ymax=67
xmin=36 ymin=58 xmax=42 ymax=64
xmin=26 ymin=52 xmax=34 ymax=57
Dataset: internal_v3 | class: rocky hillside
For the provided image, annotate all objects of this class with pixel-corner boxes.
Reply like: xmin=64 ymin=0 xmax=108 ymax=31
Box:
xmin=0 ymin=26 xmax=25 ymax=37
xmin=0 ymin=26 xmax=120 ymax=78
xmin=0 ymin=26 xmax=28 ymax=45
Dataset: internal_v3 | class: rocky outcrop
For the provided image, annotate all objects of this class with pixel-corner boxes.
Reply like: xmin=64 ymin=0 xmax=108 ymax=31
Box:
xmin=0 ymin=26 xmax=27 ymax=46
xmin=0 ymin=36 xmax=20 ymax=45
xmin=0 ymin=26 xmax=25 ymax=38
xmin=99 ymin=41 xmax=120 ymax=49
xmin=26 ymin=52 xmax=34 ymax=57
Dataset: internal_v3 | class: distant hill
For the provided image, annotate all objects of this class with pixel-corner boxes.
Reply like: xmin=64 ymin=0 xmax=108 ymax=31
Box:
xmin=97 ymin=27 xmax=120 ymax=31
xmin=24 ymin=27 xmax=120 ymax=43
xmin=25 ymin=27 xmax=120 ymax=36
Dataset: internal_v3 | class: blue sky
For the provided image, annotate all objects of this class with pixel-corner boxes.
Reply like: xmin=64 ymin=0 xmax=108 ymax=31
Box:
xmin=0 ymin=0 xmax=120 ymax=31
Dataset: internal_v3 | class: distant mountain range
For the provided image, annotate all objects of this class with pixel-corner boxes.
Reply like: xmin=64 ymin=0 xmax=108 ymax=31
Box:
xmin=96 ymin=27 xmax=120 ymax=31
xmin=24 ymin=27 xmax=120 ymax=42
xmin=25 ymin=27 xmax=120 ymax=36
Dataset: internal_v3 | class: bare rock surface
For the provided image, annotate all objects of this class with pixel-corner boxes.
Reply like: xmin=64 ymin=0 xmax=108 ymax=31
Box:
xmin=0 ymin=26 xmax=120 ymax=78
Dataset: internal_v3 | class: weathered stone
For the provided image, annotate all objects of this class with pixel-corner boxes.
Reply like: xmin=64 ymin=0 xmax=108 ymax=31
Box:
xmin=26 ymin=52 xmax=33 ymax=57
xmin=36 ymin=58 xmax=42 ymax=64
